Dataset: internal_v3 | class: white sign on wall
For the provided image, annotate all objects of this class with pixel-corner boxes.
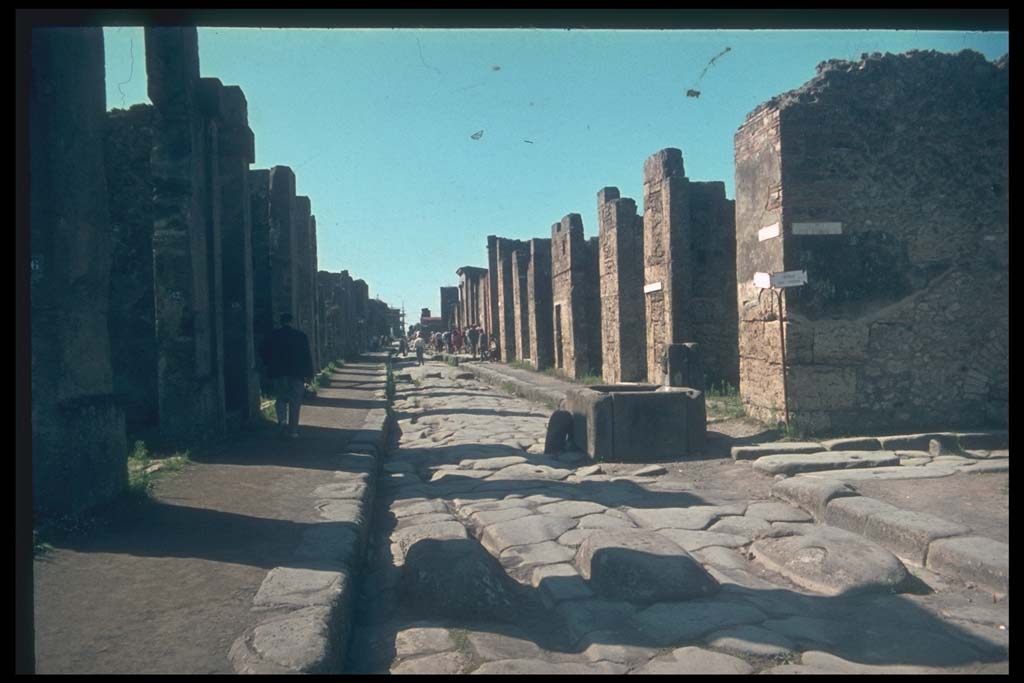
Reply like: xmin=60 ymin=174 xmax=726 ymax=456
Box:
xmin=643 ymin=282 xmax=663 ymax=294
xmin=758 ymin=222 xmax=781 ymax=241
xmin=753 ymin=272 xmax=772 ymax=289
xmin=753 ymin=270 xmax=808 ymax=289
xmin=792 ymin=222 xmax=843 ymax=235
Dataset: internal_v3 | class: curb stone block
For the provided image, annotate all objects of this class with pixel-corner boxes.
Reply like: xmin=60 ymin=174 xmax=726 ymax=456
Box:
xmin=770 ymin=477 xmax=858 ymax=520
xmin=862 ymin=509 xmax=970 ymax=565
xmin=730 ymin=442 xmax=823 ymax=460
xmin=957 ymin=430 xmax=1009 ymax=451
xmin=253 ymin=567 xmax=349 ymax=610
xmin=821 ymin=436 xmax=881 ymax=451
xmin=926 ymin=536 xmax=1009 ymax=595
xmin=878 ymin=432 xmax=958 ymax=452
xmin=823 ymin=495 xmax=901 ymax=535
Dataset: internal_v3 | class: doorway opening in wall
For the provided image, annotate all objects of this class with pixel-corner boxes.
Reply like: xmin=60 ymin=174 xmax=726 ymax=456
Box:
xmin=554 ymin=304 xmax=563 ymax=369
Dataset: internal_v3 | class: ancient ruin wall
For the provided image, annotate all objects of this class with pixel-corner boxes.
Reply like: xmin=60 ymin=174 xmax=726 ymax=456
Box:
xmin=735 ymin=50 xmax=1009 ymax=434
xmin=687 ymin=182 xmax=739 ymax=390
xmin=293 ymin=195 xmax=314 ymax=355
xmin=353 ymin=279 xmax=369 ymax=353
xmin=147 ymin=28 xmax=225 ymax=441
xmin=494 ymin=237 xmax=526 ymax=360
xmin=440 ymin=286 xmax=459 ymax=330
xmin=105 ymin=104 xmax=158 ymax=434
xmin=269 ymin=165 xmax=297 ymax=325
xmin=31 ymin=27 xmax=127 ymax=516
xmin=249 ymin=169 xmax=273 ymax=355
xmin=598 ymin=187 xmax=646 ymax=383
xmin=218 ymin=85 xmax=259 ymax=424
xmin=486 ymin=236 xmax=499 ymax=342
xmin=526 ymin=239 xmax=554 ymax=370
xmin=551 ymin=215 xmax=600 ymax=379
xmin=511 ymin=247 xmax=531 ymax=361
xmin=642 ymin=149 xmax=690 ymax=384
xmin=310 ymin=215 xmax=322 ymax=369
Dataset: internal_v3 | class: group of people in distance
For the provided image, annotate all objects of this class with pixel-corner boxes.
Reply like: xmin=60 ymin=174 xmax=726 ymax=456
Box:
xmin=398 ymin=324 xmax=499 ymax=366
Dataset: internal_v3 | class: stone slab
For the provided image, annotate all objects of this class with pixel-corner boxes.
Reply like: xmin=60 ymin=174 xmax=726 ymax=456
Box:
xmin=481 ymin=515 xmax=579 ymax=555
xmin=240 ymin=605 xmax=334 ymax=673
xmin=771 ymin=477 xmax=858 ymax=519
xmin=823 ymin=495 xmax=902 ymax=535
xmin=730 ymin=442 xmax=823 ymax=460
xmin=656 ymin=529 xmax=750 ymax=552
xmin=926 ymin=536 xmax=1009 ymax=595
xmin=704 ymin=624 xmax=797 ymax=657
xmin=878 ymin=432 xmax=958 ymax=452
xmin=821 ymin=436 xmax=881 ymax=451
xmin=753 ymin=450 xmax=899 ymax=476
xmin=394 ymin=626 xmax=457 ymax=658
xmin=486 ymin=463 xmax=574 ymax=481
xmin=295 ymin=524 xmax=360 ymax=568
xmin=963 ymin=460 xmax=1009 ymax=474
xmin=466 ymin=631 xmax=544 ymax=661
xmin=631 ymin=600 xmax=767 ymax=647
xmin=761 ymin=616 xmax=852 ymax=647
xmin=575 ymin=529 xmax=720 ymax=603
xmin=536 ymin=500 xmax=609 ymax=518
xmin=706 ymin=515 xmax=775 ymax=540
xmin=392 ymin=499 xmax=450 ymax=518
xmin=252 ymin=567 xmax=347 ymax=609
xmin=800 ymin=464 xmax=959 ymax=481
xmin=468 ymin=506 xmax=536 ymax=527
xmin=751 ymin=525 xmax=908 ymax=596
xmin=576 ymin=513 xmax=636 ymax=529
xmin=633 ymin=646 xmax=753 ymax=674
xmin=391 ymin=521 xmax=470 ymax=564
xmin=464 ymin=455 xmax=529 ymax=470
xmin=532 ymin=562 xmax=594 ymax=607
xmin=555 ymin=599 xmax=638 ymax=644
xmin=744 ymin=501 xmax=813 ymax=523
xmin=957 ymin=430 xmax=1009 ymax=451
xmin=501 ymin=540 xmax=576 ymax=572
xmin=391 ymin=651 xmax=469 ymax=675
xmin=862 ymin=509 xmax=971 ymax=565
xmin=624 ymin=505 xmax=739 ymax=531
xmin=472 ymin=660 xmax=626 ymax=675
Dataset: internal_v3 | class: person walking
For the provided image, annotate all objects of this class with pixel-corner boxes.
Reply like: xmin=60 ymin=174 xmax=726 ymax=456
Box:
xmin=467 ymin=325 xmax=480 ymax=360
xmin=259 ymin=313 xmax=314 ymax=439
xmin=414 ymin=334 xmax=426 ymax=366
xmin=398 ymin=336 xmax=408 ymax=357
xmin=479 ymin=329 xmax=489 ymax=362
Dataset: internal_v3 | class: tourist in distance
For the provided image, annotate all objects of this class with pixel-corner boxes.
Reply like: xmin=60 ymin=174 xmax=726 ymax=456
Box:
xmin=259 ymin=313 xmax=314 ymax=439
xmin=478 ymin=329 xmax=489 ymax=362
xmin=414 ymin=334 xmax=426 ymax=366
xmin=467 ymin=325 xmax=480 ymax=359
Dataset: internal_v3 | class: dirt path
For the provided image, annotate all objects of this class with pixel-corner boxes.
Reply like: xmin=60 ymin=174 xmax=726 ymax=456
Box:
xmin=33 ymin=359 xmax=383 ymax=674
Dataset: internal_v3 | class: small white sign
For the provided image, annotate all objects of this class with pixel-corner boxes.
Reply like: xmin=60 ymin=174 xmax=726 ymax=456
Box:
xmin=643 ymin=282 xmax=663 ymax=294
xmin=758 ymin=222 xmax=780 ymax=242
xmin=753 ymin=272 xmax=772 ymax=289
xmin=770 ymin=270 xmax=808 ymax=288
xmin=792 ymin=222 xmax=843 ymax=235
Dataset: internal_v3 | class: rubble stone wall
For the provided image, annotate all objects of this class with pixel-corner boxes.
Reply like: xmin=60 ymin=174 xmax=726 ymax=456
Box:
xmin=735 ymin=50 xmax=1009 ymax=434
xmin=527 ymin=238 xmax=554 ymax=370
xmin=551 ymin=215 xmax=601 ymax=379
xmin=598 ymin=187 xmax=646 ymax=384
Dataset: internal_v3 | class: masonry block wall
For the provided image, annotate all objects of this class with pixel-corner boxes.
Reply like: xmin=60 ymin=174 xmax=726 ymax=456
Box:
xmin=249 ymin=169 xmax=273 ymax=360
xmin=495 ymin=237 xmax=526 ymax=361
xmin=105 ymin=104 xmax=158 ymax=434
xmin=527 ymin=238 xmax=554 ymax=370
xmin=642 ymin=148 xmax=736 ymax=388
xmin=218 ymin=85 xmax=260 ymax=425
xmin=293 ymin=195 xmax=314 ymax=356
xmin=511 ymin=246 xmax=531 ymax=362
xmin=147 ymin=28 xmax=225 ymax=442
xmin=735 ymin=50 xmax=1009 ymax=435
xmin=353 ymin=278 xmax=369 ymax=353
xmin=269 ymin=165 xmax=297 ymax=326
xmin=310 ymin=215 xmax=322 ymax=369
xmin=440 ymin=286 xmax=459 ymax=330
xmin=486 ymin=236 xmax=499 ymax=343
xmin=31 ymin=27 xmax=127 ymax=517
xmin=479 ymin=271 xmax=491 ymax=336
xmin=551 ymin=215 xmax=601 ymax=379
xmin=456 ymin=266 xmax=487 ymax=329
xmin=598 ymin=187 xmax=646 ymax=384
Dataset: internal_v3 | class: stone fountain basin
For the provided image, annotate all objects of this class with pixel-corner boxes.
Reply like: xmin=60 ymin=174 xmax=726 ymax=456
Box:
xmin=564 ymin=383 xmax=706 ymax=462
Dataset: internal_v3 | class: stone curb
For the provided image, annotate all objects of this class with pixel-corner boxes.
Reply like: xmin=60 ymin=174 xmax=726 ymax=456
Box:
xmin=459 ymin=363 xmax=566 ymax=411
xmin=229 ymin=361 xmax=393 ymax=674
xmin=773 ymin=474 xmax=1009 ymax=594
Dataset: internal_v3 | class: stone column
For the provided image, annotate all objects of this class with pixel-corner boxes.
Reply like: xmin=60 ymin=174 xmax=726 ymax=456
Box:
xmin=551 ymin=214 xmax=600 ymax=379
xmin=31 ymin=27 xmax=127 ymax=516
xmin=354 ymin=279 xmax=369 ymax=353
xmin=527 ymin=238 xmax=554 ymax=370
xmin=486 ymin=236 xmax=499 ymax=341
xmin=147 ymin=28 xmax=225 ymax=442
xmin=310 ymin=216 xmax=322 ymax=370
xmin=218 ymin=84 xmax=259 ymax=425
xmin=269 ymin=165 xmax=297 ymax=325
xmin=249 ymin=168 xmax=273 ymax=367
xmin=598 ymin=187 xmax=647 ymax=383
xmin=495 ymin=238 xmax=521 ymax=361
xmin=511 ymin=246 xmax=531 ymax=362
xmin=642 ymin=148 xmax=690 ymax=385
xmin=105 ymin=104 xmax=158 ymax=434
xmin=293 ymin=195 xmax=314 ymax=359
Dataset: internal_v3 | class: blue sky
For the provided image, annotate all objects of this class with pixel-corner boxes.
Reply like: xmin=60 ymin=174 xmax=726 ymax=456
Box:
xmin=102 ymin=27 xmax=1008 ymax=319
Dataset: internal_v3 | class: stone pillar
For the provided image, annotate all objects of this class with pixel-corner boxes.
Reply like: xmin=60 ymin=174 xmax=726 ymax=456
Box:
xmin=511 ymin=246 xmax=531 ymax=362
xmin=293 ymin=195 xmax=314 ymax=357
xmin=249 ymin=168 xmax=273 ymax=369
xmin=105 ymin=104 xmax=158 ymax=434
xmin=218 ymin=85 xmax=259 ymax=425
xmin=551 ymin=214 xmax=600 ymax=379
xmin=440 ymin=286 xmax=459 ymax=330
xmin=31 ymin=27 xmax=127 ymax=517
xmin=354 ymin=279 xmax=369 ymax=353
xmin=527 ymin=238 xmax=554 ymax=370
xmin=317 ymin=271 xmax=338 ymax=364
xmin=339 ymin=270 xmax=355 ymax=358
xmin=147 ymin=28 xmax=225 ymax=442
xmin=598 ymin=187 xmax=647 ymax=383
xmin=269 ymin=165 xmax=297 ymax=325
xmin=310 ymin=216 xmax=322 ymax=370
xmin=486 ymin=236 xmax=499 ymax=341
xmin=642 ymin=148 xmax=690 ymax=385
xmin=495 ymin=237 xmax=523 ymax=361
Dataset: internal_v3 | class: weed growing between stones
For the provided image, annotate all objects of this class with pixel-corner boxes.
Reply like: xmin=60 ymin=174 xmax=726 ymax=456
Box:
xmin=707 ymin=382 xmax=746 ymax=420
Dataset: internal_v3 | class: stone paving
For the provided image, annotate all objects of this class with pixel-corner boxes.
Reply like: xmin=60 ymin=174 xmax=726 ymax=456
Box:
xmin=345 ymin=359 xmax=1009 ymax=674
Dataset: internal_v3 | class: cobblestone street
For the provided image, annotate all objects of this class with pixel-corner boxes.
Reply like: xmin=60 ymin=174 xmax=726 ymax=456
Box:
xmin=345 ymin=359 xmax=1009 ymax=675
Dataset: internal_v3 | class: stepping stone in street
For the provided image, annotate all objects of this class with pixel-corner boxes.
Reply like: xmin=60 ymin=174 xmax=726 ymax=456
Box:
xmin=500 ymin=540 xmax=576 ymax=575
xmin=531 ymin=563 xmax=594 ymax=607
xmin=575 ymin=529 xmax=720 ymax=603
xmin=750 ymin=525 xmax=909 ymax=596
xmin=485 ymin=463 xmax=574 ymax=482
xmin=481 ymin=515 xmax=579 ymax=555
xmin=632 ymin=646 xmax=752 ymax=675
xmin=752 ymin=450 xmax=899 ymax=476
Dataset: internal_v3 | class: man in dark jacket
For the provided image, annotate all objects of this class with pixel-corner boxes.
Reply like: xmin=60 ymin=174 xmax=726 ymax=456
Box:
xmin=259 ymin=313 xmax=314 ymax=438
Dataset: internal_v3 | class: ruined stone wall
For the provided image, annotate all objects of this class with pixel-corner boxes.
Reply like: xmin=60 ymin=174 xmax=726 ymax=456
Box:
xmin=456 ymin=266 xmax=488 ymax=329
xmin=31 ymin=27 xmax=127 ymax=517
xmin=527 ymin=238 xmax=554 ymax=370
xmin=353 ymin=279 xmax=369 ymax=353
xmin=486 ymin=236 xmax=499 ymax=343
xmin=218 ymin=85 xmax=259 ymax=424
xmin=586 ymin=236 xmax=603 ymax=376
xmin=687 ymin=182 xmax=739 ymax=390
xmin=249 ymin=169 xmax=273 ymax=357
xmin=551 ymin=215 xmax=600 ymax=379
xmin=310 ymin=215 xmax=321 ymax=370
xmin=147 ymin=28 xmax=225 ymax=442
xmin=598 ymin=187 xmax=646 ymax=383
xmin=293 ymin=196 xmax=314 ymax=358
xmin=339 ymin=270 xmax=357 ymax=359
xmin=479 ymin=272 xmax=490 ymax=336
xmin=105 ymin=104 xmax=158 ymax=434
xmin=269 ymin=165 xmax=296 ymax=325
xmin=642 ymin=149 xmax=690 ymax=385
xmin=494 ymin=237 xmax=525 ymax=360
xmin=440 ymin=286 xmax=459 ymax=330
xmin=317 ymin=271 xmax=337 ymax=364
xmin=735 ymin=50 xmax=1009 ymax=435
xmin=511 ymin=247 xmax=531 ymax=362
